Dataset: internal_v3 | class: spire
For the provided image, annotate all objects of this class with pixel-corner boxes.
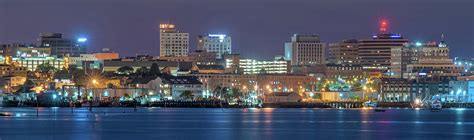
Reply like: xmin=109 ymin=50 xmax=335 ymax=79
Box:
xmin=438 ymin=33 xmax=447 ymax=48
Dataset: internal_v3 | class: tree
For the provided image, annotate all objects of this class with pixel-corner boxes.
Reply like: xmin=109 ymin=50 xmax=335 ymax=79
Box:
xmin=135 ymin=66 xmax=149 ymax=76
xmin=36 ymin=63 xmax=56 ymax=73
xmin=259 ymin=68 xmax=267 ymax=74
xmin=149 ymin=63 xmax=161 ymax=76
xmin=231 ymin=88 xmax=243 ymax=99
xmin=117 ymin=66 xmax=134 ymax=75
xmin=106 ymin=83 xmax=115 ymax=88
xmin=180 ymin=90 xmax=194 ymax=100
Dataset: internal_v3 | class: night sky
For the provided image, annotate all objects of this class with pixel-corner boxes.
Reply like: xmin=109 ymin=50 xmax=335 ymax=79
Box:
xmin=1 ymin=0 xmax=473 ymax=60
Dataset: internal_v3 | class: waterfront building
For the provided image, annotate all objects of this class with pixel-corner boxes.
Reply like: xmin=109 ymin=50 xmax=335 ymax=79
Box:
xmin=37 ymin=33 xmax=86 ymax=57
xmin=198 ymin=34 xmax=231 ymax=59
xmin=129 ymin=75 xmax=203 ymax=99
xmin=0 ymin=75 xmax=27 ymax=93
xmin=405 ymin=59 xmax=463 ymax=79
xmin=448 ymin=80 xmax=474 ymax=102
xmin=380 ymin=76 xmax=455 ymax=102
xmin=380 ymin=78 xmax=412 ymax=102
xmin=159 ymin=24 xmax=189 ymax=57
xmin=284 ymin=34 xmax=326 ymax=65
xmin=263 ymin=92 xmax=302 ymax=103
xmin=181 ymin=73 xmax=317 ymax=96
xmin=410 ymin=76 xmax=453 ymax=102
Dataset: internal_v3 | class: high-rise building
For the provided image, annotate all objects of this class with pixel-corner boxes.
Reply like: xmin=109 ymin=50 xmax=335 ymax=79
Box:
xmin=328 ymin=39 xmax=359 ymax=64
xmin=284 ymin=34 xmax=326 ymax=65
xmin=37 ymin=33 xmax=86 ymax=57
xmin=159 ymin=24 xmax=189 ymax=57
xmin=358 ymin=20 xmax=409 ymax=77
xmin=197 ymin=34 xmax=231 ymax=59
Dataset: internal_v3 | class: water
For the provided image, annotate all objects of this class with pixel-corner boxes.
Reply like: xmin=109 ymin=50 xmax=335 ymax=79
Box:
xmin=0 ymin=107 xmax=473 ymax=140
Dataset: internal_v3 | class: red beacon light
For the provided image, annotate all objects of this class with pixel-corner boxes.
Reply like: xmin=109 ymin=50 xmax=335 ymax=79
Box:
xmin=380 ymin=20 xmax=388 ymax=33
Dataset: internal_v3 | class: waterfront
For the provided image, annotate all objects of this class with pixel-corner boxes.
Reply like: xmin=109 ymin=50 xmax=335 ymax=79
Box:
xmin=0 ymin=108 xmax=473 ymax=140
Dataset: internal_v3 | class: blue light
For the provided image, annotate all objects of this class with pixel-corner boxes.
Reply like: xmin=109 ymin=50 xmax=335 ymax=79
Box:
xmin=415 ymin=42 xmax=422 ymax=46
xmin=209 ymin=34 xmax=226 ymax=37
xmin=390 ymin=35 xmax=401 ymax=38
xmin=52 ymin=94 xmax=57 ymax=99
xmin=208 ymin=34 xmax=226 ymax=40
xmin=77 ymin=38 xmax=87 ymax=42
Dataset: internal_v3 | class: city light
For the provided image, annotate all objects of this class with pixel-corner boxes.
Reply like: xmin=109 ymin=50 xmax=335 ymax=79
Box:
xmin=415 ymin=42 xmax=422 ymax=46
xmin=77 ymin=38 xmax=87 ymax=42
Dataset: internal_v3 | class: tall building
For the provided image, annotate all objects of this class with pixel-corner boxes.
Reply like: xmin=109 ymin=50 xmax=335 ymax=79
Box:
xmin=37 ymin=33 xmax=86 ymax=57
xmin=328 ymin=39 xmax=359 ymax=64
xmin=358 ymin=20 xmax=409 ymax=77
xmin=284 ymin=34 xmax=326 ymax=65
xmin=197 ymin=34 xmax=231 ymax=59
xmin=159 ymin=24 xmax=189 ymax=57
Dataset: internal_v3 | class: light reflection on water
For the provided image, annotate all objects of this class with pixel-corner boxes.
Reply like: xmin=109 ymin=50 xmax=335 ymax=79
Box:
xmin=0 ymin=108 xmax=473 ymax=140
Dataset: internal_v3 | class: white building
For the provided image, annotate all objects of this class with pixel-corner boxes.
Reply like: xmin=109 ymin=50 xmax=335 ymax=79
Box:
xmin=159 ymin=24 xmax=189 ymax=57
xmin=0 ymin=56 xmax=68 ymax=71
xmin=448 ymin=80 xmax=474 ymax=102
xmin=284 ymin=34 xmax=326 ymax=65
xmin=238 ymin=59 xmax=288 ymax=74
xmin=129 ymin=75 xmax=203 ymax=100
xmin=197 ymin=34 xmax=231 ymax=59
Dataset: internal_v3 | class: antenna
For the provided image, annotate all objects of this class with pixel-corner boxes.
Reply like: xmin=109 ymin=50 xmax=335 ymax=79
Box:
xmin=380 ymin=19 xmax=388 ymax=33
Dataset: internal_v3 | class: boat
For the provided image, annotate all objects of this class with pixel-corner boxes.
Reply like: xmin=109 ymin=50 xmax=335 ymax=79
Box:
xmin=0 ymin=112 xmax=11 ymax=116
xmin=374 ymin=108 xmax=386 ymax=112
xmin=363 ymin=101 xmax=378 ymax=108
xmin=364 ymin=101 xmax=386 ymax=112
xmin=430 ymin=99 xmax=442 ymax=111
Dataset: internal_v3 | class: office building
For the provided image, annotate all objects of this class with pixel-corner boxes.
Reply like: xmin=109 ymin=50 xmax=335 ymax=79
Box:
xmin=405 ymin=59 xmax=463 ymax=79
xmin=0 ymin=56 xmax=69 ymax=71
xmin=238 ymin=59 xmax=289 ymax=74
xmin=198 ymin=34 xmax=231 ymax=59
xmin=0 ymin=44 xmax=51 ymax=58
xmin=159 ymin=24 xmax=189 ymax=57
xmin=328 ymin=39 xmax=359 ymax=64
xmin=359 ymin=33 xmax=408 ymax=77
xmin=37 ymin=33 xmax=86 ymax=57
xmin=285 ymin=34 xmax=326 ymax=65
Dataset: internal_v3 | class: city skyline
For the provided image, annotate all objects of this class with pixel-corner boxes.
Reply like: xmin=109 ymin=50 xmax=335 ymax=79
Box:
xmin=1 ymin=0 xmax=473 ymax=60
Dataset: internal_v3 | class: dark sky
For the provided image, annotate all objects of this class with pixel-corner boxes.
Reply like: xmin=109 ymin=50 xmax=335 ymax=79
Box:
xmin=1 ymin=0 xmax=473 ymax=59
